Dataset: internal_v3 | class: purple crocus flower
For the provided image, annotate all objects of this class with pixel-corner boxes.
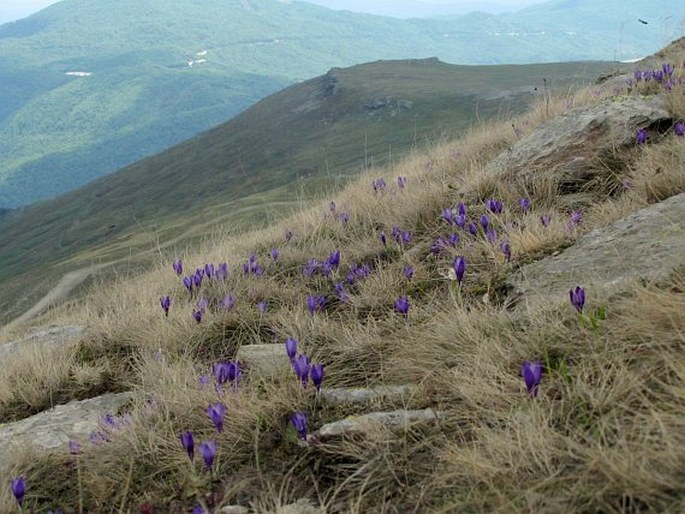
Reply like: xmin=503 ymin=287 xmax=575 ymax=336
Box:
xmin=69 ymin=439 xmax=81 ymax=455
xmin=180 ymin=431 xmax=194 ymax=461
xmin=310 ymin=363 xmax=324 ymax=391
xmin=198 ymin=440 xmax=217 ymax=470
xmin=290 ymin=411 xmax=308 ymax=440
xmin=198 ymin=374 xmax=210 ymax=387
xmin=220 ymin=294 xmax=236 ymax=311
xmin=519 ymin=198 xmax=531 ymax=212
xmin=569 ymin=286 xmax=586 ymax=313
xmin=456 ymin=203 xmax=467 ymax=216
xmin=675 ymin=122 xmax=685 ymax=136
xmin=204 ymin=263 xmax=215 ymax=278
xmin=467 ymin=222 xmax=478 ymax=237
xmin=193 ymin=272 xmax=203 ymax=289
xmin=285 ymin=338 xmax=298 ymax=361
xmin=521 ymin=361 xmax=543 ymax=398
xmin=334 ymin=282 xmax=349 ymax=303
xmin=307 ymin=294 xmax=326 ymax=316
xmin=636 ymin=128 xmax=648 ymax=144
xmin=216 ymin=262 xmax=228 ymax=280
xmin=293 ymin=355 xmax=311 ymax=386
xmin=479 ymin=214 xmax=489 ymax=231
xmin=207 ymin=403 xmax=226 ymax=433
xmin=540 ymin=215 xmax=551 ymax=227
xmin=373 ymin=178 xmax=387 ymax=192
xmin=400 ymin=231 xmax=412 ymax=246
xmin=10 ymin=477 xmax=25 ymax=505
xmin=485 ymin=198 xmax=503 ymax=214
xmin=663 ymin=63 xmax=674 ymax=77
xmin=257 ymin=301 xmax=267 ymax=314
xmin=486 ymin=228 xmax=498 ymax=243
xmin=394 ymin=296 xmax=410 ymax=319
xmin=193 ymin=505 xmax=206 ymax=514
xmin=403 ymin=265 xmax=414 ymax=280
xmin=285 ymin=230 xmax=293 ymax=243
xmin=183 ymin=276 xmax=193 ymax=293
xmin=270 ymin=248 xmax=280 ymax=261
xmin=453 ymin=213 xmax=466 ymax=229
xmin=453 ymin=257 xmax=466 ymax=285
xmin=397 ymin=176 xmax=407 ymax=188
xmin=213 ymin=361 xmax=241 ymax=386
xmin=327 ymin=250 xmax=341 ymax=270
xmin=303 ymin=258 xmax=320 ymax=277
xmin=500 ymin=241 xmax=512 ymax=262
xmin=172 ymin=260 xmax=183 ymax=275
xmin=442 ymin=208 xmax=455 ymax=225
xmin=633 ymin=69 xmax=642 ymax=82
xmin=569 ymin=210 xmax=583 ymax=227
xmin=379 ymin=230 xmax=387 ymax=246
xmin=197 ymin=297 xmax=209 ymax=313
xmin=192 ymin=310 xmax=203 ymax=323
xmin=653 ymin=70 xmax=664 ymax=83
xmin=160 ymin=295 xmax=171 ymax=317
xmin=339 ymin=212 xmax=350 ymax=224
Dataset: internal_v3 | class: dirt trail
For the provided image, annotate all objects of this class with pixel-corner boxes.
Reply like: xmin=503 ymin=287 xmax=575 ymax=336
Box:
xmin=2 ymin=264 xmax=106 ymax=332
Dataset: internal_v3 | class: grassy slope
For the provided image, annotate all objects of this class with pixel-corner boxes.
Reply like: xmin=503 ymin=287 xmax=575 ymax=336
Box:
xmin=0 ymin=58 xmax=623 ymax=324
xmin=0 ymin=0 xmax=677 ymax=206
xmin=1 ymin=39 xmax=684 ymax=513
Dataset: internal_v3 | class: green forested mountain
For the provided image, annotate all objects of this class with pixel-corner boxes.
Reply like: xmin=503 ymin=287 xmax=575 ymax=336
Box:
xmin=0 ymin=0 xmax=678 ymax=206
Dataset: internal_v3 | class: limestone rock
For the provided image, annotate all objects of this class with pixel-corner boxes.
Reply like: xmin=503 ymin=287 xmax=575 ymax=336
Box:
xmin=487 ymin=96 xmax=671 ymax=192
xmin=317 ymin=408 xmax=444 ymax=438
xmin=220 ymin=506 xmax=249 ymax=514
xmin=235 ymin=344 xmax=289 ymax=377
xmin=321 ymin=384 xmax=416 ymax=406
xmin=0 ymin=325 xmax=83 ymax=359
xmin=0 ymin=392 xmax=133 ymax=470
xmin=273 ymin=498 xmax=324 ymax=514
xmin=512 ymin=193 xmax=685 ymax=310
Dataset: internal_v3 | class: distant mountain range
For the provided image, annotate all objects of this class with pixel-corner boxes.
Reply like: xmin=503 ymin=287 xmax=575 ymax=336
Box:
xmin=0 ymin=0 xmax=679 ymax=207
xmin=0 ymin=57 xmax=623 ymax=323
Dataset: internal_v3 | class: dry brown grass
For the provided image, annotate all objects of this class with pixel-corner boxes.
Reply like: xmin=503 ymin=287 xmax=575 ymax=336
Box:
xmin=2 ymin=41 xmax=685 ymax=513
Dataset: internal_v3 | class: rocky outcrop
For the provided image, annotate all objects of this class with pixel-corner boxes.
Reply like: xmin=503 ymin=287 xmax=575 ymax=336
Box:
xmin=0 ymin=392 xmax=133 ymax=470
xmin=317 ymin=408 xmax=444 ymax=438
xmin=512 ymin=193 xmax=685 ymax=310
xmin=321 ymin=384 xmax=416 ymax=406
xmin=235 ymin=344 xmax=289 ymax=377
xmin=0 ymin=325 xmax=83 ymax=359
xmin=487 ymin=96 xmax=671 ymax=193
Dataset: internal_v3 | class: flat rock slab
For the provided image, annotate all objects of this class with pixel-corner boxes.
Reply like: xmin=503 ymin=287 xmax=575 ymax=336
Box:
xmin=0 ymin=392 xmax=132 ymax=470
xmin=317 ymin=408 xmax=444 ymax=438
xmin=235 ymin=344 xmax=289 ymax=377
xmin=0 ymin=325 xmax=83 ymax=358
xmin=487 ymin=96 xmax=670 ymax=191
xmin=512 ymin=193 xmax=685 ymax=310
xmin=321 ymin=384 xmax=416 ymax=406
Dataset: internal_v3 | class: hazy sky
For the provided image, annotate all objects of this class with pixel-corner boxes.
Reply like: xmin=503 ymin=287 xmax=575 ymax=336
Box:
xmin=0 ymin=0 xmax=548 ymax=24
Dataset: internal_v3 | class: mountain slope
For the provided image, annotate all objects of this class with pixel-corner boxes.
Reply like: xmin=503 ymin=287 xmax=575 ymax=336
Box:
xmin=0 ymin=57 xmax=621 ymax=323
xmin=0 ymin=0 xmax=678 ymax=206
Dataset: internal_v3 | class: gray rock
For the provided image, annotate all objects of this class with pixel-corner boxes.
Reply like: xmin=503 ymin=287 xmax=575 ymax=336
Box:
xmin=0 ymin=325 xmax=84 ymax=358
xmin=272 ymin=498 xmax=324 ymax=514
xmin=0 ymin=392 xmax=133 ymax=470
xmin=321 ymin=384 xmax=416 ymax=406
xmin=220 ymin=506 xmax=250 ymax=514
xmin=235 ymin=344 xmax=289 ymax=377
xmin=512 ymin=193 xmax=685 ymax=310
xmin=487 ymin=96 xmax=671 ymax=192
xmin=317 ymin=408 xmax=444 ymax=438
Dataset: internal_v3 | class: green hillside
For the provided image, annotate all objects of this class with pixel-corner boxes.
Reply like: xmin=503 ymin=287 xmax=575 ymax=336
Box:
xmin=0 ymin=0 xmax=678 ymax=206
xmin=0 ymin=57 xmax=622 ymax=323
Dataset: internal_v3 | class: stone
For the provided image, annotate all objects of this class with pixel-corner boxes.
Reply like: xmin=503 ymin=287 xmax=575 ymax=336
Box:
xmin=317 ymin=408 xmax=444 ymax=438
xmin=0 ymin=325 xmax=84 ymax=359
xmin=486 ymin=96 xmax=671 ymax=193
xmin=220 ymin=506 xmax=249 ymax=514
xmin=0 ymin=392 xmax=133 ymax=470
xmin=320 ymin=384 xmax=416 ymax=406
xmin=511 ymin=193 xmax=685 ymax=310
xmin=235 ymin=344 xmax=290 ymax=377
xmin=273 ymin=498 xmax=324 ymax=514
